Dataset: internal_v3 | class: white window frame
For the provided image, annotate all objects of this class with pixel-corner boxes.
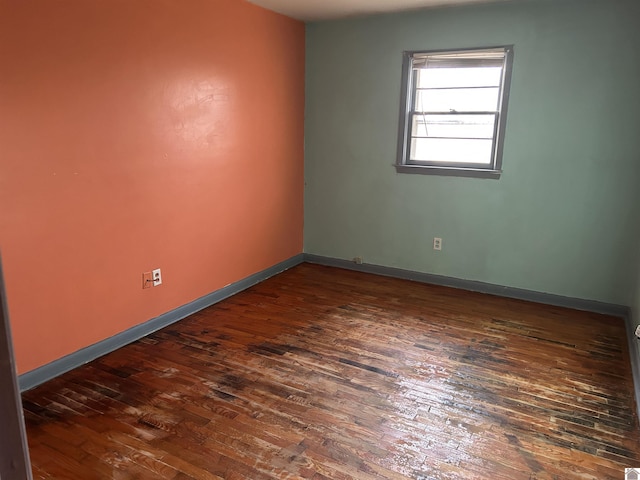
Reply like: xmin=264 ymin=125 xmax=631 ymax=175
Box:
xmin=396 ymin=46 xmax=514 ymax=179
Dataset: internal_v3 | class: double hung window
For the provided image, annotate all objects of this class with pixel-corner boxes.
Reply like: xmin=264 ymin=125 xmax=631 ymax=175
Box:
xmin=396 ymin=46 xmax=513 ymax=178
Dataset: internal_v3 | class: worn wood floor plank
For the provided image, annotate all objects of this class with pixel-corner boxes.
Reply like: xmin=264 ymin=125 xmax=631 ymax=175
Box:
xmin=23 ymin=263 xmax=640 ymax=479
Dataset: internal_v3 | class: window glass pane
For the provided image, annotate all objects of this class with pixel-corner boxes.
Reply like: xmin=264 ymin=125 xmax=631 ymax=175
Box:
xmin=411 ymin=114 xmax=496 ymax=139
xmin=410 ymin=138 xmax=493 ymax=164
xmin=415 ymin=87 xmax=500 ymax=112
xmin=416 ymin=67 xmax=502 ymax=88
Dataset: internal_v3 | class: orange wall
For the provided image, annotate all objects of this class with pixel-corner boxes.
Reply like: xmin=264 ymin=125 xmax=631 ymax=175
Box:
xmin=0 ymin=0 xmax=305 ymax=374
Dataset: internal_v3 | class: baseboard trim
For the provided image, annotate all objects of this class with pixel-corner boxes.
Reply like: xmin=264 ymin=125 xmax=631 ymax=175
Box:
xmin=19 ymin=254 xmax=305 ymax=392
xmin=20 ymin=251 xmax=639 ymax=419
xmin=625 ymin=311 xmax=640 ymax=422
xmin=303 ymin=254 xmax=629 ymax=317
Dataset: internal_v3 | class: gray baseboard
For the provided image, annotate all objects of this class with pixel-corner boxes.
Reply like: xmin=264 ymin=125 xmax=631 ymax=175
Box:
xmin=19 ymin=251 xmax=639 ymax=421
xmin=304 ymin=254 xmax=629 ymax=317
xmin=19 ymin=254 xmax=305 ymax=392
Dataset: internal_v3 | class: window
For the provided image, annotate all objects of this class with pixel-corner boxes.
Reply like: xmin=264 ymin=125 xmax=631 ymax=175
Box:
xmin=396 ymin=46 xmax=514 ymax=178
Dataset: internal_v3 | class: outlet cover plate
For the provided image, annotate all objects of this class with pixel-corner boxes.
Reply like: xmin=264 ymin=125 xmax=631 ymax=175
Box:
xmin=152 ymin=268 xmax=162 ymax=287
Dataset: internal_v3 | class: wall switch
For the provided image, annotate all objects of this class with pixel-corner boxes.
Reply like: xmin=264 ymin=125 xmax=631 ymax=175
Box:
xmin=635 ymin=325 xmax=640 ymax=339
xmin=142 ymin=272 xmax=153 ymax=289
xmin=433 ymin=237 xmax=442 ymax=251
xmin=152 ymin=268 xmax=162 ymax=287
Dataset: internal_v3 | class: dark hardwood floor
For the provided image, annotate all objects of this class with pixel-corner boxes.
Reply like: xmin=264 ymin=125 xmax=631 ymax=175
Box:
xmin=23 ymin=263 xmax=640 ymax=479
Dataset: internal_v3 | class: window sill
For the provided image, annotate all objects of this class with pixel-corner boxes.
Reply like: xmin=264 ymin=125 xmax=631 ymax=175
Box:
xmin=395 ymin=164 xmax=502 ymax=179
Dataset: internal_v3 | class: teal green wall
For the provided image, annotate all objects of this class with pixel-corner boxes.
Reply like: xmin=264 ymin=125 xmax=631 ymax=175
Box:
xmin=304 ymin=0 xmax=640 ymax=305
xmin=630 ymin=244 xmax=640 ymax=402
xmin=636 ymin=268 xmax=640 ymax=321
xmin=634 ymin=241 xmax=640 ymax=318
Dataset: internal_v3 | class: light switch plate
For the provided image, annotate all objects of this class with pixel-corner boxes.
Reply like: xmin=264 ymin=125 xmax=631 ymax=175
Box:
xmin=635 ymin=325 xmax=640 ymax=338
xmin=142 ymin=272 xmax=153 ymax=289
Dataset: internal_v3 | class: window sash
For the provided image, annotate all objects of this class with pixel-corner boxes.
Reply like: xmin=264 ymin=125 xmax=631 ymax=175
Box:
xmin=410 ymin=112 xmax=499 ymax=141
xmin=409 ymin=112 xmax=499 ymax=165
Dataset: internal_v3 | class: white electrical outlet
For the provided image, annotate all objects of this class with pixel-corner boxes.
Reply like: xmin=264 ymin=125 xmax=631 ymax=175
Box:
xmin=152 ymin=268 xmax=162 ymax=287
xmin=635 ymin=325 xmax=640 ymax=339
xmin=433 ymin=237 xmax=442 ymax=251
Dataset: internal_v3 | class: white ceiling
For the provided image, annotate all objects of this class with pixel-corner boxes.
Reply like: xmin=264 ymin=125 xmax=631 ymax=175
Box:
xmin=247 ymin=0 xmax=513 ymax=21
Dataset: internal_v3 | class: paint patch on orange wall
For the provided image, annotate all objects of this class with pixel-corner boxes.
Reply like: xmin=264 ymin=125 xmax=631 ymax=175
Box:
xmin=0 ymin=0 xmax=304 ymax=373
